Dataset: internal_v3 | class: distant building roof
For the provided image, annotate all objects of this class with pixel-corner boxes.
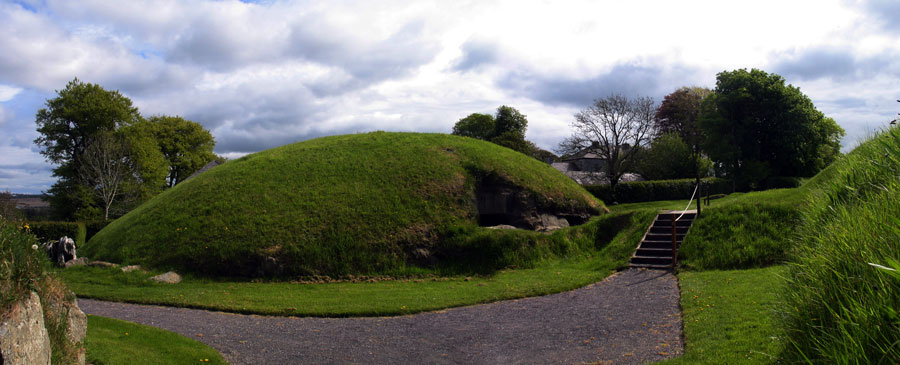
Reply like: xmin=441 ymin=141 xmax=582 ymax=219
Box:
xmin=183 ymin=160 xmax=222 ymax=183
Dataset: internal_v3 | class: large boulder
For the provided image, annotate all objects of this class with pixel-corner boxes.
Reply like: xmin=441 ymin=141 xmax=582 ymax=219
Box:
xmin=0 ymin=292 xmax=51 ymax=365
xmin=42 ymin=236 xmax=76 ymax=267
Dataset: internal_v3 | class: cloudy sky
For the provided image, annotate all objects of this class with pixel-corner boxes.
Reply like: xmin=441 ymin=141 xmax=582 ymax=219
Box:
xmin=1 ymin=0 xmax=899 ymax=193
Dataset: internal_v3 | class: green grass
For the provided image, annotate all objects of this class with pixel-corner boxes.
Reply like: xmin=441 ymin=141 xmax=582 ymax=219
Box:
xmin=660 ymin=266 xmax=786 ymax=364
xmin=85 ymin=315 xmax=226 ymax=365
xmin=61 ymin=210 xmax=655 ymax=317
xmin=678 ymin=203 xmax=800 ymax=270
xmin=85 ymin=132 xmax=603 ymax=278
xmin=782 ymin=128 xmax=900 ymax=363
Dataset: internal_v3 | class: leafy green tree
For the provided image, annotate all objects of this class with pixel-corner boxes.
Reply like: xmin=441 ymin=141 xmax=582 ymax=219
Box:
xmin=34 ymin=78 xmax=142 ymax=220
xmin=655 ymin=86 xmax=711 ymax=153
xmin=451 ymin=113 xmax=494 ymax=140
xmin=452 ymin=106 xmax=543 ymax=158
xmin=493 ymin=105 xmax=528 ymax=139
xmin=699 ymin=69 xmax=844 ymax=189
xmin=636 ymin=133 xmax=707 ymax=180
xmin=145 ymin=116 xmax=217 ymax=187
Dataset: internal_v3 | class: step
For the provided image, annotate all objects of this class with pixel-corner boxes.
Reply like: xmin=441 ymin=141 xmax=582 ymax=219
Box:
xmin=635 ymin=247 xmax=673 ymax=257
xmin=649 ymin=226 xmax=690 ymax=234
xmin=653 ymin=219 xmax=693 ymax=226
xmin=629 ymin=263 xmax=674 ymax=270
xmin=645 ymin=233 xmax=685 ymax=241
xmin=630 ymin=255 xmax=673 ymax=266
xmin=658 ymin=213 xmax=697 ymax=220
xmin=640 ymin=240 xmax=681 ymax=249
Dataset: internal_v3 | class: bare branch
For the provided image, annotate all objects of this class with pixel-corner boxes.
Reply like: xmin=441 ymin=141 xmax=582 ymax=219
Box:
xmin=559 ymin=94 xmax=657 ymax=198
xmin=79 ymin=133 xmax=136 ymax=220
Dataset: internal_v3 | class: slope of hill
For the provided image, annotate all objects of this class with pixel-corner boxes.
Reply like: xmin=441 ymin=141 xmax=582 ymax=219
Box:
xmin=783 ymin=127 xmax=900 ymax=363
xmin=84 ymin=132 xmax=604 ymax=278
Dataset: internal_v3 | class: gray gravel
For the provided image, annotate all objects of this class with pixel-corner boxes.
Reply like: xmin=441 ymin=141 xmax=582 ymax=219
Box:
xmin=79 ymin=268 xmax=683 ymax=364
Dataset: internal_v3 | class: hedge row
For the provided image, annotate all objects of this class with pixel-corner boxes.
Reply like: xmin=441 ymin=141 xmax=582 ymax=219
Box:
xmin=585 ymin=177 xmax=733 ymax=204
xmin=85 ymin=220 xmax=113 ymax=242
xmin=26 ymin=221 xmax=85 ymax=247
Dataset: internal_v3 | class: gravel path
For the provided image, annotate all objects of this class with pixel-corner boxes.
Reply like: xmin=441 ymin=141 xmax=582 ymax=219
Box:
xmin=79 ymin=269 xmax=682 ymax=364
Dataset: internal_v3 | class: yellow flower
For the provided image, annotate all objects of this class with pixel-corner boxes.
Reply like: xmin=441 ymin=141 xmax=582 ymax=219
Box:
xmin=23 ymin=224 xmax=29 ymax=230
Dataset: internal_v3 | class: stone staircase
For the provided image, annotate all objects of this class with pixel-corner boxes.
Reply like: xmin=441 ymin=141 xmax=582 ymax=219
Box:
xmin=630 ymin=210 xmax=697 ymax=269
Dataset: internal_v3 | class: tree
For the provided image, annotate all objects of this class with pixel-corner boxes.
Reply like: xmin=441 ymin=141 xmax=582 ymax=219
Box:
xmin=558 ymin=94 xmax=656 ymax=200
xmin=636 ymin=133 xmax=709 ymax=181
xmin=0 ymin=190 xmax=22 ymax=223
xmin=492 ymin=105 xmax=528 ymax=139
xmin=34 ymin=78 xmax=142 ymax=220
xmin=451 ymin=106 xmax=540 ymax=158
xmin=145 ymin=116 xmax=217 ymax=187
xmin=451 ymin=113 xmax=494 ymax=139
xmin=655 ymin=87 xmax=711 ymax=153
xmin=78 ymin=132 xmax=135 ymax=220
xmin=654 ymin=86 xmax=713 ymax=210
xmin=698 ymin=69 xmax=845 ymax=189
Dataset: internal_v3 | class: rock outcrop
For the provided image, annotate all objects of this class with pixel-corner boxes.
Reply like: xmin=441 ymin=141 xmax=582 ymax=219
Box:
xmin=42 ymin=236 xmax=77 ymax=267
xmin=474 ymin=173 xmax=591 ymax=231
xmin=0 ymin=292 xmax=52 ymax=365
xmin=0 ymin=289 xmax=88 ymax=365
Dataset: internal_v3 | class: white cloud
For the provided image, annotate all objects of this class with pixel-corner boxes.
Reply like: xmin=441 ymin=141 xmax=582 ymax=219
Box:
xmin=0 ymin=0 xmax=899 ymax=192
xmin=0 ymin=85 xmax=21 ymax=102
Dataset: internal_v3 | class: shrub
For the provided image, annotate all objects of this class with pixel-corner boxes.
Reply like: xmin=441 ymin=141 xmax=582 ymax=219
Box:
xmin=0 ymin=220 xmax=46 ymax=310
xmin=0 ymin=219 xmax=82 ymax=363
xmin=27 ymin=221 xmax=83 ymax=246
xmin=782 ymin=127 xmax=900 ymax=363
xmin=585 ymin=177 xmax=732 ymax=204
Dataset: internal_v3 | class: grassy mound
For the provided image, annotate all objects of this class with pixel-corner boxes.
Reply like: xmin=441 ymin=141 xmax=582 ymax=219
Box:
xmin=783 ymin=127 xmax=900 ymax=363
xmin=85 ymin=132 xmax=603 ymax=278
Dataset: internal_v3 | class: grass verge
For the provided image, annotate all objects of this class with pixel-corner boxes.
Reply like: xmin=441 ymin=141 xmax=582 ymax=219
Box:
xmin=60 ymin=211 xmax=655 ymax=317
xmin=660 ymin=266 xmax=786 ymax=364
xmin=85 ymin=315 xmax=226 ymax=365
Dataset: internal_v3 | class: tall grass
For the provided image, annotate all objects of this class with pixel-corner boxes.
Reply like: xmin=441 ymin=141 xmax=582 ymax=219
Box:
xmin=782 ymin=127 xmax=900 ymax=363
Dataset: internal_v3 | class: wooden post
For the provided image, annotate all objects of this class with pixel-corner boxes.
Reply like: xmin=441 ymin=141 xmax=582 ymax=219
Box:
xmin=672 ymin=216 xmax=677 ymax=269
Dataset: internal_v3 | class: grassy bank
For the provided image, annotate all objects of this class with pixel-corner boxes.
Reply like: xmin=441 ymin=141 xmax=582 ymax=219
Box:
xmin=782 ymin=128 xmax=900 ymax=363
xmin=86 ymin=315 xmax=226 ymax=364
xmin=61 ymin=211 xmax=654 ymax=317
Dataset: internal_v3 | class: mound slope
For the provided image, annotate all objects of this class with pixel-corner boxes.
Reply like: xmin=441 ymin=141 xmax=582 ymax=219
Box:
xmin=85 ymin=132 xmax=603 ymax=277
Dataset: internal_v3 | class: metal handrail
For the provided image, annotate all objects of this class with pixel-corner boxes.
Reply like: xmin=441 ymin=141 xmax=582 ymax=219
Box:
xmin=672 ymin=183 xmax=700 ymax=268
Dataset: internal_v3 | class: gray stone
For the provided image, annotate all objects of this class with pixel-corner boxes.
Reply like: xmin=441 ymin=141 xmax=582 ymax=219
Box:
xmin=88 ymin=261 xmax=119 ymax=268
xmin=0 ymin=291 xmax=51 ymax=365
xmin=486 ymin=225 xmax=517 ymax=230
xmin=65 ymin=299 xmax=87 ymax=345
xmin=64 ymin=257 xmax=89 ymax=268
xmin=121 ymin=265 xmax=143 ymax=273
xmin=43 ymin=236 xmax=76 ymax=267
xmin=150 ymin=271 xmax=182 ymax=284
xmin=538 ymin=214 xmax=570 ymax=232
